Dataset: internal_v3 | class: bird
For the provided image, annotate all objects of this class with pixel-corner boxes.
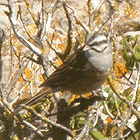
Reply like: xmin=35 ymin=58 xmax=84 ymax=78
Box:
xmin=10 ymin=30 xmax=113 ymax=117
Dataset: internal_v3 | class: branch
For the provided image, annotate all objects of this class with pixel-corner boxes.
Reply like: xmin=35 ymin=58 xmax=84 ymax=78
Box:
xmin=108 ymin=77 xmax=140 ymax=119
xmin=0 ymin=29 xmax=4 ymax=83
xmin=62 ymin=2 xmax=73 ymax=58
xmin=22 ymin=120 xmax=44 ymax=137
xmin=40 ymin=13 xmax=51 ymax=41
xmin=20 ymin=104 xmax=75 ymax=138
xmin=103 ymin=100 xmax=115 ymax=120
xmin=18 ymin=5 xmax=41 ymax=46
xmin=5 ymin=0 xmax=51 ymax=77
xmin=63 ymin=2 xmax=90 ymax=33
xmin=75 ymin=109 xmax=94 ymax=140
xmin=5 ymin=0 xmax=42 ymax=57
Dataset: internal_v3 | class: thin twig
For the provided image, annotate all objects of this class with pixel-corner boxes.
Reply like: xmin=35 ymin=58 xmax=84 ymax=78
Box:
xmin=64 ymin=2 xmax=90 ymax=33
xmin=75 ymin=105 xmax=97 ymax=140
xmin=18 ymin=5 xmax=41 ymax=46
xmin=62 ymin=2 xmax=73 ymax=59
xmin=20 ymin=104 xmax=75 ymax=138
xmin=40 ymin=13 xmax=51 ymax=41
xmin=90 ymin=102 xmax=100 ymax=131
xmin=112 ymin=92 xmax=122 ymax=121
xmin=103 ymin=100 xmax=115 ymax=120
xmin=22 ymin=120 xmax=44 ymax=137
xmin=14 ymin=113 xmax=44 ymax=137
xmin=87 ymin=0 xmax=104 ymax=27
xmin=23 ymin=0 xmax=38 ymax=26
xmin=46 ymin=38 xmax=64 ymax=61
xmin=0 ymin=29 xmax=4 ymax=83
xmin=107 ymin=77 xmax=140 ymax=119
xmin=5 ymin=1 xmax=42 ymax=56
xmin=6 ymin=0 xmax=50 ymax=76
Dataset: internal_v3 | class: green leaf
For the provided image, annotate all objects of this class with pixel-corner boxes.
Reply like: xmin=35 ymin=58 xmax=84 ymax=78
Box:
xmin=79 ymin=120 xmax=93 ymax=128
xmin=123 ymin=87 xmax=133 ymax=96
xmin=136 ymin=45 xmax=140 ymax=51
xmin=126 ymin=57 xmax=134 ymax=69
xmin=134 ymin=51 xmax=140 ymax=62
xmin=119 ymin=36 xmax=134 ymax=47
xmin=90 ymin=131 xmax=107 ymax=140
xmin=120 ymin=38 xmax=128 ymax=47
xmin=123 ymin=51 xmax=129 ymax=61
xmin=73 ymin=112 xmax=87 ymax=119
xmin=104 ymin=87 xmax=111 ymax=93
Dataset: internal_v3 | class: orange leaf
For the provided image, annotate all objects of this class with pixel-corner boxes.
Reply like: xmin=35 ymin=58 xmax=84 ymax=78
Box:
xmin=24 ymin=68 xmax=32 ymax=79
xmin=115 ymin=62 xmax=128 ymax=77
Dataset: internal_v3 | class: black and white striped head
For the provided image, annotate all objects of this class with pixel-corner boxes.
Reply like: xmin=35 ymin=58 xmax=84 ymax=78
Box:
xmin=85 ymin=32 xmax=109 ymax=52
xmin=84 ymin=31 xmax=112 ymax=72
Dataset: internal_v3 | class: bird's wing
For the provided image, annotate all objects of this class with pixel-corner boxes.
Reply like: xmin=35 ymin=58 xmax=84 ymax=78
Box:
xmin=40 ymin=47 xmax=88 ymax=88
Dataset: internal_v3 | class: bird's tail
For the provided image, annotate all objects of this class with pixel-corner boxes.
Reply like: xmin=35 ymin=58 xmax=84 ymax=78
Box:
xmin=10 ymin=87 xmax=53 ymax=118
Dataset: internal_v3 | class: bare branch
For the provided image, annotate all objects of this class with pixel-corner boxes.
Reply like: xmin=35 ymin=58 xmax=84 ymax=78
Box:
xmin=5 ymin=1 xmax=42 ymax=56
xmin=108 ymin=77 xmax=140 ymax=119
xmin=20 ymin=104 xmax=75 ymax=138
xmin=22 ymin=120 xmax=44 ymax=137
xmin=0 ymin=29 xmax=4 ymax=83
xmin=64 ymin=3 xmax=90 ymax=33
xmin=103 ymin=100 xmax=115 ymax=120
xmin=41 ymin=13 xmax=51 ymax=41
xmin=62 ymin=2 xmax=74 ymax=58
xmin=18 ymin=5 xmax=41 ymax=46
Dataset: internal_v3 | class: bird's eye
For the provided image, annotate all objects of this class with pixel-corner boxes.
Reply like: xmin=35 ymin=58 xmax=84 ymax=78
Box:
xmin=89 ymin=41 xmax=99 ymax=46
